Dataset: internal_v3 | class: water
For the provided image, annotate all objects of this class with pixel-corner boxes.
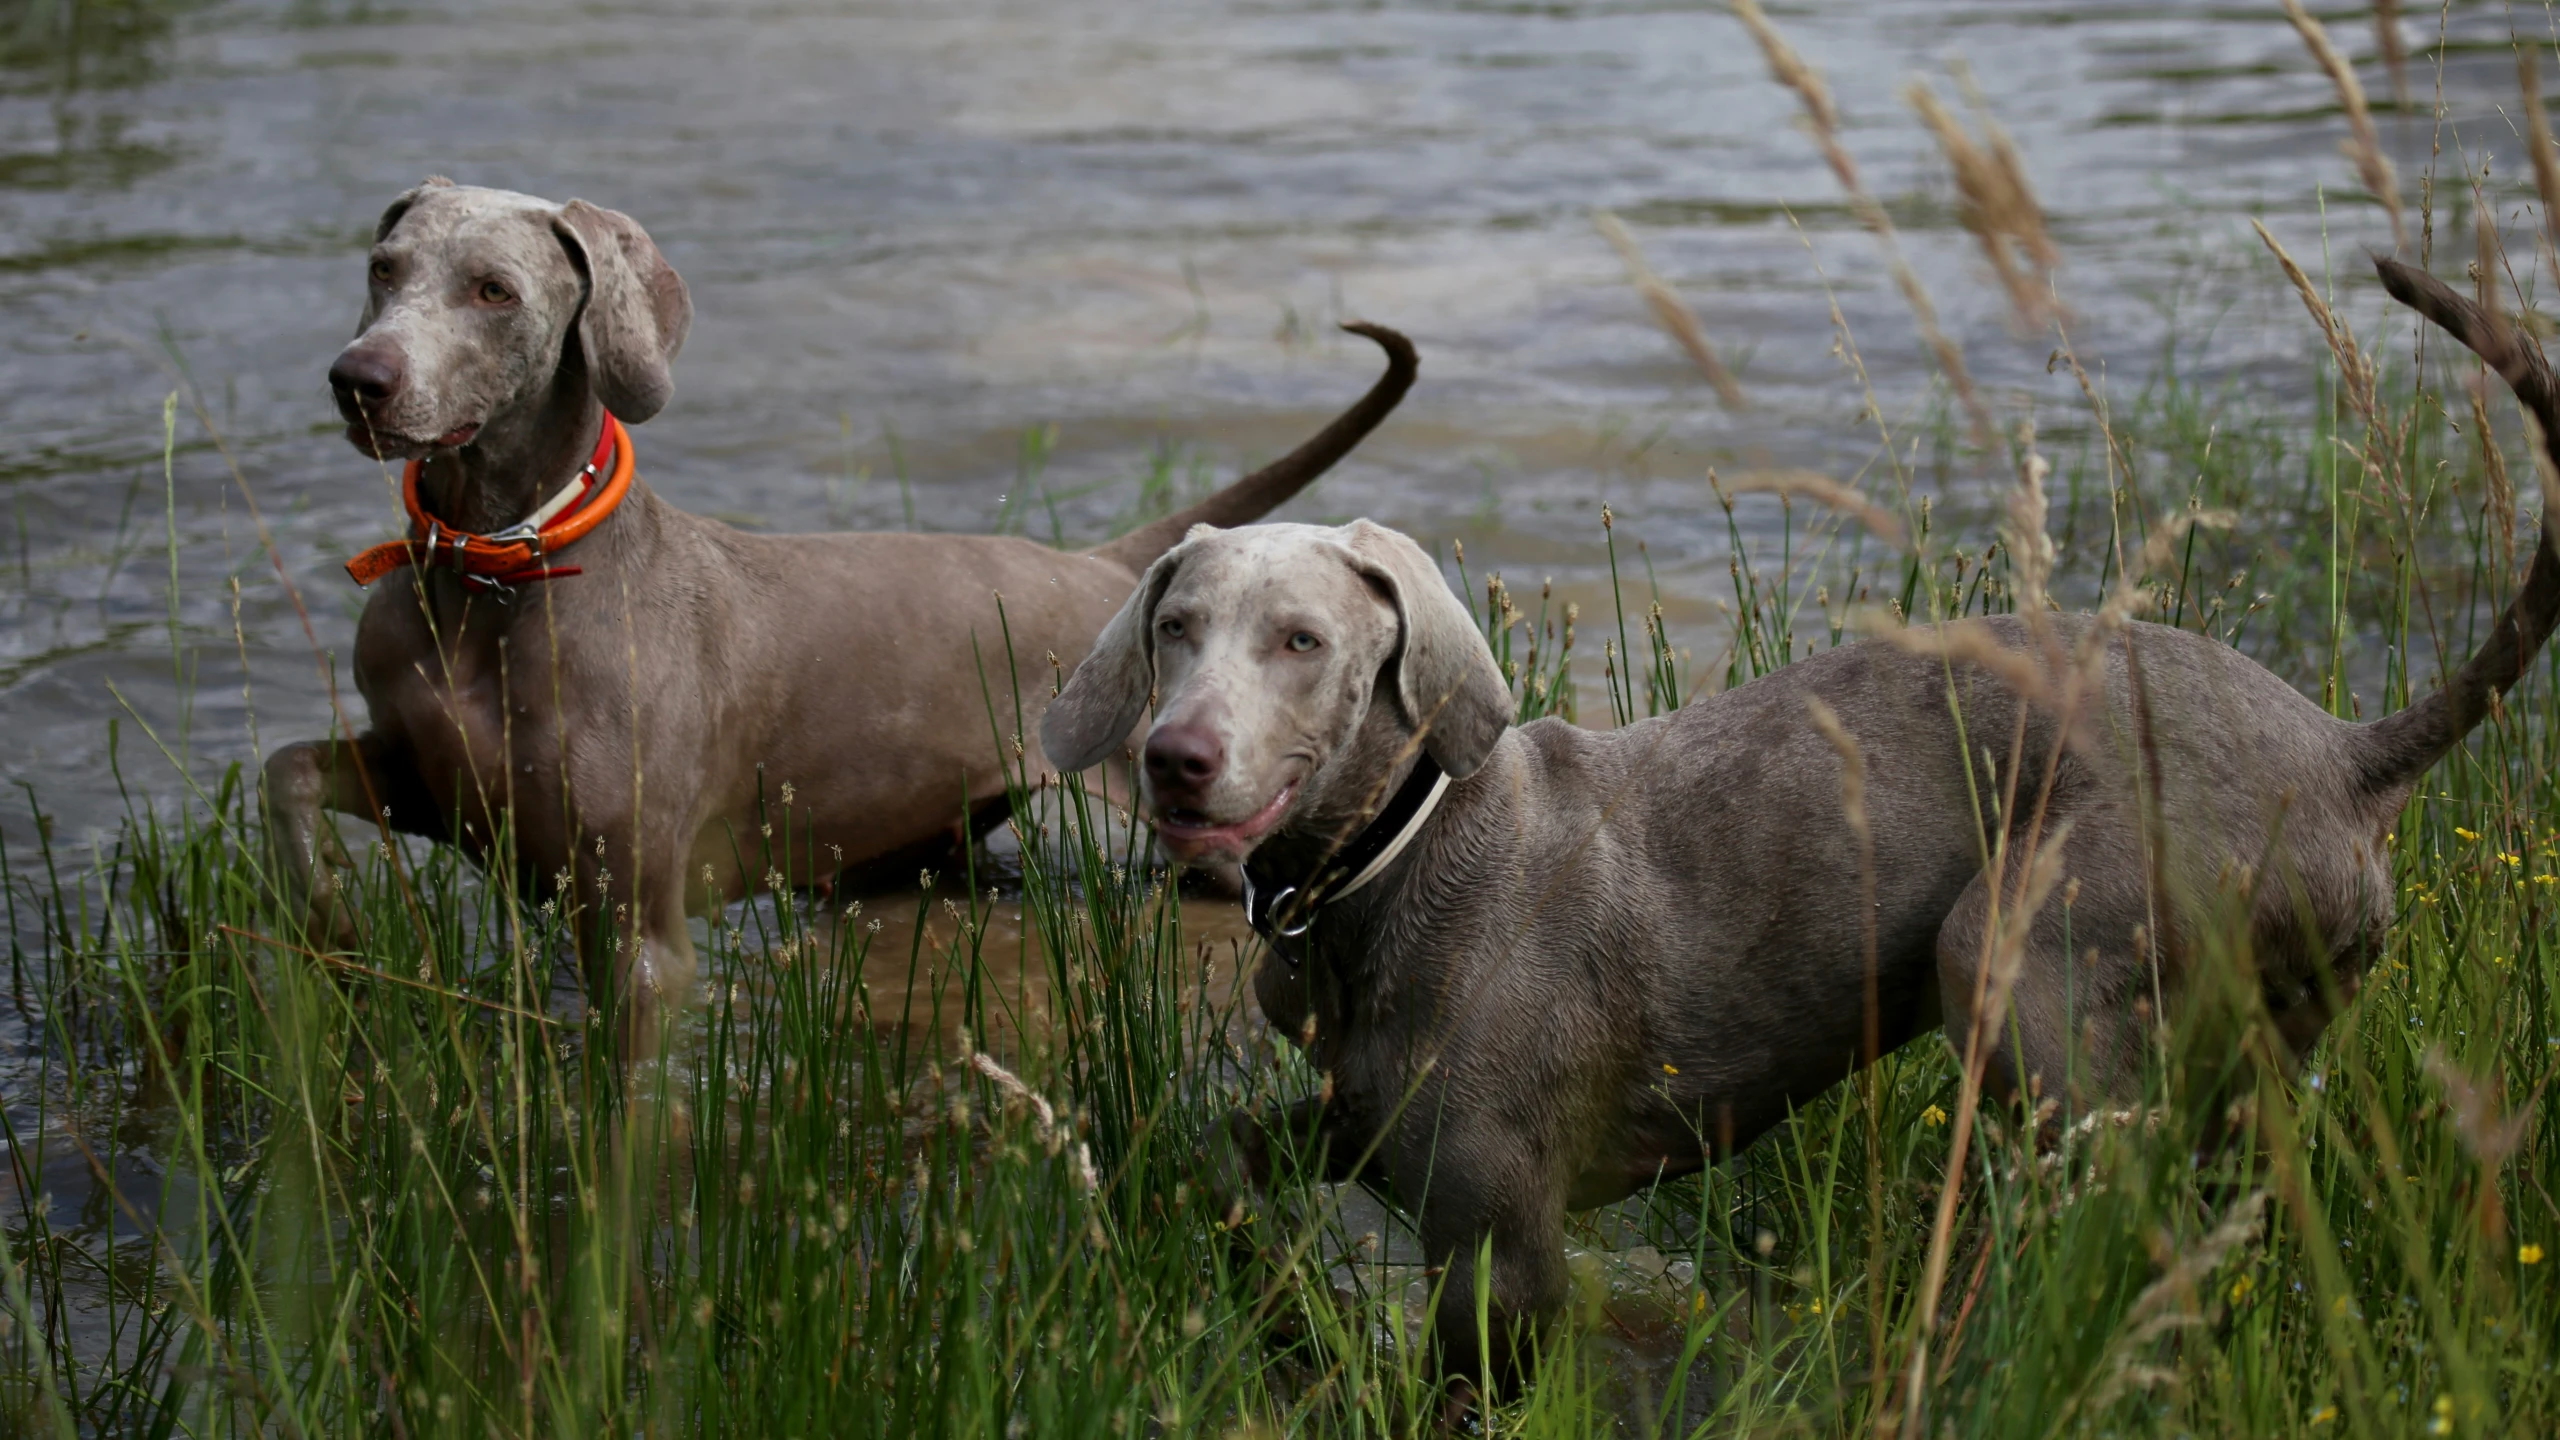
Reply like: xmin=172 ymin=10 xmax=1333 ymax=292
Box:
xmin=0 ymin=0 xmax=2539 ymax=1399
xmin=3 ymin=0 xmax=2533 ymax=854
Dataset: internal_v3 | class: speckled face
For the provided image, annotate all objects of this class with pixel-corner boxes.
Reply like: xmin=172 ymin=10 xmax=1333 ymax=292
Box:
xmin=1137 ymin=525 xmax=1402 ymax=862
xmin=327 ymin=185 xmax=587 ymax=459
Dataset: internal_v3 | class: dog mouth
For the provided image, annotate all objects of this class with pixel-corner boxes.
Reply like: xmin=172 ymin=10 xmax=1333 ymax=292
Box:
xmin=1152 ymin=783 xmax=1298 ymax=859
xmin=339 ymin=414 xmax=481 ymax=457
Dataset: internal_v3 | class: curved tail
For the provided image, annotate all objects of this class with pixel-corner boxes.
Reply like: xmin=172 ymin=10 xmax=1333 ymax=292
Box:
xmin=1086 ymin=322 xmax=1417 ymax=572
xmin=2355 ymin=256 xmax=2560 ymax=795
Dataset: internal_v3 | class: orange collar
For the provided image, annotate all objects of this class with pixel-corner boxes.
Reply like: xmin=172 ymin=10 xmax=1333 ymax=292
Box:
xmin=345 ymin=412 xmax=634 ymax=591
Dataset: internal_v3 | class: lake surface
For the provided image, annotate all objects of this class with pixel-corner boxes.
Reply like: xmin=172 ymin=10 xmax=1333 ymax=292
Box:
xmin=3 ymin=0 xmax=2547 ymax=1397
xmin=2 ymin=0 xmax=2537 ymax=854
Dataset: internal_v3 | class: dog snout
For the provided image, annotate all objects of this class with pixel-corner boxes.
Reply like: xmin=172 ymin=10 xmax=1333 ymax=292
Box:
xmin=329 ymin=344 xmax=407 ymax=410
xmin=1144 ymin=723 xmax=1225 ymax=797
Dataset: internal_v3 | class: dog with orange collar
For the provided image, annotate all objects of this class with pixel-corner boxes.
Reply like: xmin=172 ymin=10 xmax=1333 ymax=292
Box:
xmin=264 ymin=178 xmax=1414 ymax=1054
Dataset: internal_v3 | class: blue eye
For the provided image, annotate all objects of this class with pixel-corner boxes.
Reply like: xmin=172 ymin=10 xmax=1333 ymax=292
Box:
xmin=1288 ymin=631 xmax=1320 ymax=652
xmin=1159 ymin=617 xmax=1185 ymax=639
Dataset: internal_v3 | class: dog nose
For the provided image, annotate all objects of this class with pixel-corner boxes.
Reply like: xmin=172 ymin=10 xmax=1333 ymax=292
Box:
xmin=1144 ymin=724 xmax=1224 ymax=791
xmin=328 ymin=346 xmax=406 ymax=405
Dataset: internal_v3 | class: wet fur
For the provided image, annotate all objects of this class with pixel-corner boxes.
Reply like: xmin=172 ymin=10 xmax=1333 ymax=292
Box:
xmin=1039 ymin=256 xmax=2560 ymax=1384
xmin=263 ymin=179 xmax=1415 ymax=1053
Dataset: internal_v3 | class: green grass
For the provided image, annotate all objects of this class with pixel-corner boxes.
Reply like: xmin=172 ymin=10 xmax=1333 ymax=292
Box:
xmin=12 ymin=116 xmax=2560 ymax=1440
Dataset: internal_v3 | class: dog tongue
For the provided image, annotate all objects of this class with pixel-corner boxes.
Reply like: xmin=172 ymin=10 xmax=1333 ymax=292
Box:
xmin=432 ymin=422 xmax=481 ymax=448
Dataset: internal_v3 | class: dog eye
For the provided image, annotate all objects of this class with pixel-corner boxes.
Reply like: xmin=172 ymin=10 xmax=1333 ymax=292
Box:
xmin=477 ymin=280 xmax=514 ymax=305
xmin=1159 ymin=618 xmax=1185 ymax=640
xmin=368 ymin=258 xmax=393 ymax=285
xmin=1287 ymin=631 xmax=1320 ymax=652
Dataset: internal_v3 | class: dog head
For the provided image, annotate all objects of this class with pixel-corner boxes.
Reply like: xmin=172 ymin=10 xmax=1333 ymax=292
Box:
xmin=327 ymin=178 xmax=691 ymax=460
xmin=1041 ymin=521 xmax=1512 ymax=864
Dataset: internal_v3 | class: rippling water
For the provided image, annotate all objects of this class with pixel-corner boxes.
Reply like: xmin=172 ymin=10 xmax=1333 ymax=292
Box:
xmin=2 ymin=0 xmax=2546 ymax=1392
xmin=0 ymin=0 xmax=2528 ymax=848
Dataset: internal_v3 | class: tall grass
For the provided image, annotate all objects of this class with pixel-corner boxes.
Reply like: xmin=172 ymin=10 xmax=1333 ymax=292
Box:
xmin=8 ymin=303 xmax=2558 ymax=1434
xmin=10 ymin=30 xmax=2560 ymax=1440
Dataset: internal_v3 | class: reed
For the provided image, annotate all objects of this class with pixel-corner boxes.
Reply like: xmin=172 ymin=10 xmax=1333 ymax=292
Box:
xmin=1729 ymin=0 xmax=1994 ymax=445
xmin=9 ymin=17 xmax=2560 ymax=1440
xmin=1592 ymin=211 xmax=1748 ymax=411
xmin=2279 ymin=0 xmax=2409 ymax=253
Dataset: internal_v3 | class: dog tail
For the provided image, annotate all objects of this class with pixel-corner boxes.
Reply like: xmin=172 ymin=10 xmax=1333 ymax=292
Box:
xmin=2354 ymin=256 xmax=2560 ymax=796
xmin=1085 ymin=323 xmax=1417 ymax=572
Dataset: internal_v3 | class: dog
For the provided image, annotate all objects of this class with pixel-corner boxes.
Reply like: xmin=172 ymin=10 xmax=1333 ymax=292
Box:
xmin=263 ymin=178 xmax=1414 ymax=1050
xmin=1037 ymin=256 xmax=2548 ymax=1382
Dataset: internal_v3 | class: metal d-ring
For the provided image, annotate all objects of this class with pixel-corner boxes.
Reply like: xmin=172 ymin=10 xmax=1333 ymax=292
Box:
xmin=1265 ymin=885 xmax=1315 ymax=938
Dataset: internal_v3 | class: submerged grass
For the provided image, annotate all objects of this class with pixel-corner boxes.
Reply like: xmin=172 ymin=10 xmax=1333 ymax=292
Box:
xmin=11 ymin=25 xmax=2560 ymax=1440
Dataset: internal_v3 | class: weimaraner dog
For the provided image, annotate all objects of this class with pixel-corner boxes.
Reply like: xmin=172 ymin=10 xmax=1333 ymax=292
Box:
xmin=264 ymin=178 xmax=1414 ymax=1049
xmin=1039 ymin=257 xmax=2545 ymax=1383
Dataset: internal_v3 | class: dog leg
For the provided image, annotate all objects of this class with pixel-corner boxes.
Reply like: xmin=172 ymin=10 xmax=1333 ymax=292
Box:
xmin=1221 ymin=1094 xmax=1393 ymax=1194
xmin=262 ymin=735 xmax=439 ymax=948
xmin=565 ymin=832 xmax=699 ymax=1062
xmin=1936 ymin=831 xmax=2155 ymax=1127
xmin=1408 ymin=1145 xmax=1568 ymax=1399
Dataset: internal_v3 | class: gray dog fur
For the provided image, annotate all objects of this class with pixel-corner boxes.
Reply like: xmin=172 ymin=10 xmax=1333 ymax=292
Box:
xmin=1039 ymin=256 xmax=2558 ymax=1381
xmin=263 ymin=179 xmax=1414 ymax=1049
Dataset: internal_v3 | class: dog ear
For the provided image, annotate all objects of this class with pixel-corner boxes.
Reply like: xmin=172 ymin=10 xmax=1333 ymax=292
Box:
xmin=372 ymin=175 xmax=454 ymax=243
xmin=551 ymin=199 xmax=693 ymax=424
xmin=1343 ymin=520 xmax=1512 ymax=778
xmin=1040 ymin=542 xmax=1193 ymax=774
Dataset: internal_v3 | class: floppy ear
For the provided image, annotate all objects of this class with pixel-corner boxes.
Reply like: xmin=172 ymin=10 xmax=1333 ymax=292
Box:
xmin=1040 ymin=543 xmax=1193 ymax=773
xmin=372 ymin=175 xmax=453 ymax=243
xmin=551 ymin=199 xmax=693 ymax=423
xmin=1342 ymin=519 xmax=1513 ymax=778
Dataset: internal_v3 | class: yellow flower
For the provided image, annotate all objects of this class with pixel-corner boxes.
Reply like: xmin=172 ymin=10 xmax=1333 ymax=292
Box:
xmin=2537 ymin=874 xmax=2558 ymax=886
xmin=1921 ymin=1105 xmax=1949 ymax=1128
xmin=1691 ymin=1291 xmax=1708 ymax=1317
xmin=2501 ymin=852 xmax=2523 ymax=868
xmin=2311 ymin=1405 xmax=2339 ymax=1426
xmin=2227 ymin=1273 xmax=2254 ymax=1304
xmin=1808 ymin=1297 xmax=1823 ymax=1314
xmin=2521 ymin=1243 xmax=2545 ymax=1265
xmin=2428 ymin=1393 xmax=2454 ymax=1435
xmin=2456 ymin=827 xmax=2480 ymax=842
xmin=1661 ymin=1063 xmax=1679 ymax=1076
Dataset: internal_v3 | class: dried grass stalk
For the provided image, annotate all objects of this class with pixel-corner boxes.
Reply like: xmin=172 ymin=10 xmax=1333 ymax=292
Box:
xmin=2476 ymin=205 xmax=2517 ymax=561
xmin=969 ymin=1051 xmax=1099 ymax=1193
xmin=1716 ymin=467 xmax=1906 ymax=547
xmin=1901 ymin=821 xmax=2074 ymax=1435
xmin=1908 ymin=80 xmax=2061 ymax=331
xmin=2373 ymin=0 xmax=2408 ymax=109
xmin=1804 ymin=692 xmax=1894 ymax=1406
xmin=2251 ymin=219 xmax=2377 ymax=423
xmin=1731 ymin=0 xmax=1994 ymax=444
xmin=1592 ymin=210 xmax=1747 ymax=408
xmin=2089 ymin=505 xmax=2236 ymax=638
xmin=2521 ymin=48 xmax=2560 ymax=301
xmin=2081 ymin=1191 xmax=2273 ymax=1410
xmin=1859 ymin=613 xmax=2056 ymax=704
xmin=2279 ymin=0 xmax=2407 ymax=252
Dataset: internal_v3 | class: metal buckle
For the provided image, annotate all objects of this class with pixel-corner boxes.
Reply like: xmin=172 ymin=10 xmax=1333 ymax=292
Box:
xmin=480 ymin=520 xmax=545 ymax=552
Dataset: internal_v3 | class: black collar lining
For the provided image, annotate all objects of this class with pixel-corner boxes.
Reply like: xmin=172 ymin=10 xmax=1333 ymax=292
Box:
xmin=1242 ymin=754 xmax=1445 ymax=959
